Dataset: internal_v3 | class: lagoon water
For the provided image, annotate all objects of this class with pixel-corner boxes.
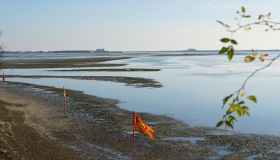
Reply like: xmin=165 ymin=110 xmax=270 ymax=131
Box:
xmin=3 ymin=52 xmax=280 ymax=135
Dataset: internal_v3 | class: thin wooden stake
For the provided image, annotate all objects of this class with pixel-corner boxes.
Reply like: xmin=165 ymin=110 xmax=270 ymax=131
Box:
xmin=63 ymin=87 xmax=67 ymax=114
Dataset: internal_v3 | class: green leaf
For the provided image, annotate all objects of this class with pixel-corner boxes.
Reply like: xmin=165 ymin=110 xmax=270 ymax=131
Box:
xmin=223 ymin=94 xmax=233 ymax=106
xmin=220 ymin=38 xmax=230 ymax=43
xmin=225 ymin=120 xmax=234 ymax=129
xmin=241 ymin=106 xmax=250 ymax=115
xmin=241 ymin=6 xmax=246 ymax=13
xmin=227 ymin=103 xmax=239 ymax=115
xmin=238 ymin=101 xmax=245 ymax=105
xmin=226 ymin=108 xmax=233 ymax=115
xmin=216 ymin=120 xmax=224 ymax=127
xmin=227 ymin=47 xmax=234 ymax=61
xmin=219 ymin=47 xmax=228 ymax=55
xmin=247 ymin=95 xmax=257 ymax=103
xmin=227 ymin=115 xmax=236 ymax=124
xmin=230 ymin=103 xmax=242 ymax=116
xmin=242 ymin=15 xmax=251 ymax=18
xmin=237 ymin=110 xmax=242 ymax=117
xmin=242 ymin=106 xmax=250 ymax=116
xmin=230 ymin=39 xmax=238 ymax=45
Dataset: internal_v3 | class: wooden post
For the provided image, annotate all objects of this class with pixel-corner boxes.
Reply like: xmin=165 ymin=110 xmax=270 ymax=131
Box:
xmin=63 ymin=88 xmax=67 ymax=114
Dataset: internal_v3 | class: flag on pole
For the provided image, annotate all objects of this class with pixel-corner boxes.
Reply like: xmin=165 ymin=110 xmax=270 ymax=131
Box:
xmin=132 ymin=112 xmax=155 ymax=141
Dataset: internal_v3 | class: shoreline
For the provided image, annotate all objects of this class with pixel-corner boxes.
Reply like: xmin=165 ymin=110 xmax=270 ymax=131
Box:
xmin=1 ymin=81 xmax=280 ymax=159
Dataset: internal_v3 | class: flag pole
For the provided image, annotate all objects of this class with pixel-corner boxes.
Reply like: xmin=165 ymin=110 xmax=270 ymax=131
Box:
xmin=63 ymin=87 xmax=67 ymax=114
xmin=131 ymin=112 xmax=136 ymax=144
xmin=130 ymin=112 xmax=136 ymax=160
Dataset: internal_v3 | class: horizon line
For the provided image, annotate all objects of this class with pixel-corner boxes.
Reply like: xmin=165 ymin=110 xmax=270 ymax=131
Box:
xmin=2 ymin=49 xmax=280 ymax=53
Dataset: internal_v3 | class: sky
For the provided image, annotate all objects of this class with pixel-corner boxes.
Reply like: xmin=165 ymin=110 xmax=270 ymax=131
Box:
xmin=1 ymin=0 xmax=280 ymax=51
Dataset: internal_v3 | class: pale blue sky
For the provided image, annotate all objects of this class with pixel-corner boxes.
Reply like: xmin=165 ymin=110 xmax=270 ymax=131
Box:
xmin=1 ymin=0 xmax=280 ymax=51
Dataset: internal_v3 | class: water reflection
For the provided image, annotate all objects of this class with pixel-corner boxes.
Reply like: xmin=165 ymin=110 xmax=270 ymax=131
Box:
xmin=4 ymin=54 xmax=280 ymax=135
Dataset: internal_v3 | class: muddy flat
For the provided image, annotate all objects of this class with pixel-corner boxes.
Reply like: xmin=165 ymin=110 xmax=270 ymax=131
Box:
xmin=48 ymin=68 xmax=160 ymax=72
xmin=0 ymin=84 xmax=79 ymax=160
xmin=0 ymin=57 xmax=129 ymax=69
xmin=5 ymin=75 xmax=162 ymax=88
xmin=1 ymin=81 xmax=280 ymax=160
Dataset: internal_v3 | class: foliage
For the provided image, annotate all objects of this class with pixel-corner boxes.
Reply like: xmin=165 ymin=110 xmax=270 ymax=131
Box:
xmin=219 ymin=38 xmax=237 ymax=61
xmin=216 ymin=91 xmax=256 ymax=128
xmin=216 ymin=6 xmax=280 ymax=129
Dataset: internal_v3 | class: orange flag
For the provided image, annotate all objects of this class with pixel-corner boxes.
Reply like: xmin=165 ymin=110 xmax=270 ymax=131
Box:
xmin=63 ymin=89 xmax=68 ymax=97
xmin=133 ymin=112 xmax=155 ymax=140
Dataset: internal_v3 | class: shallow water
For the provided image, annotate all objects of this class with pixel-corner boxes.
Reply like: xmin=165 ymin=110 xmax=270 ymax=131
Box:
xmin=3 ymin=52 xmax=280 ymax=135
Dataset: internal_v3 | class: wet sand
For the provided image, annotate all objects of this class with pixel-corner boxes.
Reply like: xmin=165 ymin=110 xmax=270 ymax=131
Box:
xmin=0 ymin=84 xmax=79 ymax=160
xmin=5 ymin=75 xmax=162 ymax=88
xmin=47 ymin=68 xmax=160 ymax=72
xmin=1 ymin=81 xmax=280 ymax=160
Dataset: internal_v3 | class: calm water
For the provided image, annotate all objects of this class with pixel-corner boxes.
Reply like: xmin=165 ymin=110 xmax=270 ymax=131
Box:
xmin=3 ymin=52 xmax=280 ymax=135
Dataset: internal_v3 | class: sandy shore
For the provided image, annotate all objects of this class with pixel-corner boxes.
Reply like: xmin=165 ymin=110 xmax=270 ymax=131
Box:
xmin=1 ymin=81 xmax=280 ymax=159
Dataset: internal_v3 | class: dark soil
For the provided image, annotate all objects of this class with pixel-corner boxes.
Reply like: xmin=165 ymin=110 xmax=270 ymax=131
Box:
xmin=0 ymin=99 xmax=79 ymax=160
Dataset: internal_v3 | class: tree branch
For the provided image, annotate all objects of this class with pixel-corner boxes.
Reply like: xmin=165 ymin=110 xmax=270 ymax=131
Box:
xmin=225 ymin=20 xmax=280 ymax=33
xmin=235 ymin=53 xmax=280 ymax=94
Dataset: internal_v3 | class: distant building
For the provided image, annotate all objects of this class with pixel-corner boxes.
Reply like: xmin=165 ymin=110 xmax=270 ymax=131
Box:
xmin=94 ymin=48 xmax=108 ymax=53
xmin=186 ymin=48 xmax=197 ymax=52
xmin=93 ymin=48 xmax=123 ymax=54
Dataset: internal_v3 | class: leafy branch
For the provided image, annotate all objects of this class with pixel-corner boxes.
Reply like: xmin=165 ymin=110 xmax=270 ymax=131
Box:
xmin=217 ymin=6 xmax=280 ymax=34
xmin=239 ymin=54 xmax=280 ymax=91
xmin=217 ymin=53 xmax=280 ymax=128
xmin=216 ymin=6 xmax=280 ymax=129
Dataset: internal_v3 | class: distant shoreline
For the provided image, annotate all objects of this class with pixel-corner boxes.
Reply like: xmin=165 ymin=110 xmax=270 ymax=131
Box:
xmin=1 ymin=49 xmax=280 ymax=54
